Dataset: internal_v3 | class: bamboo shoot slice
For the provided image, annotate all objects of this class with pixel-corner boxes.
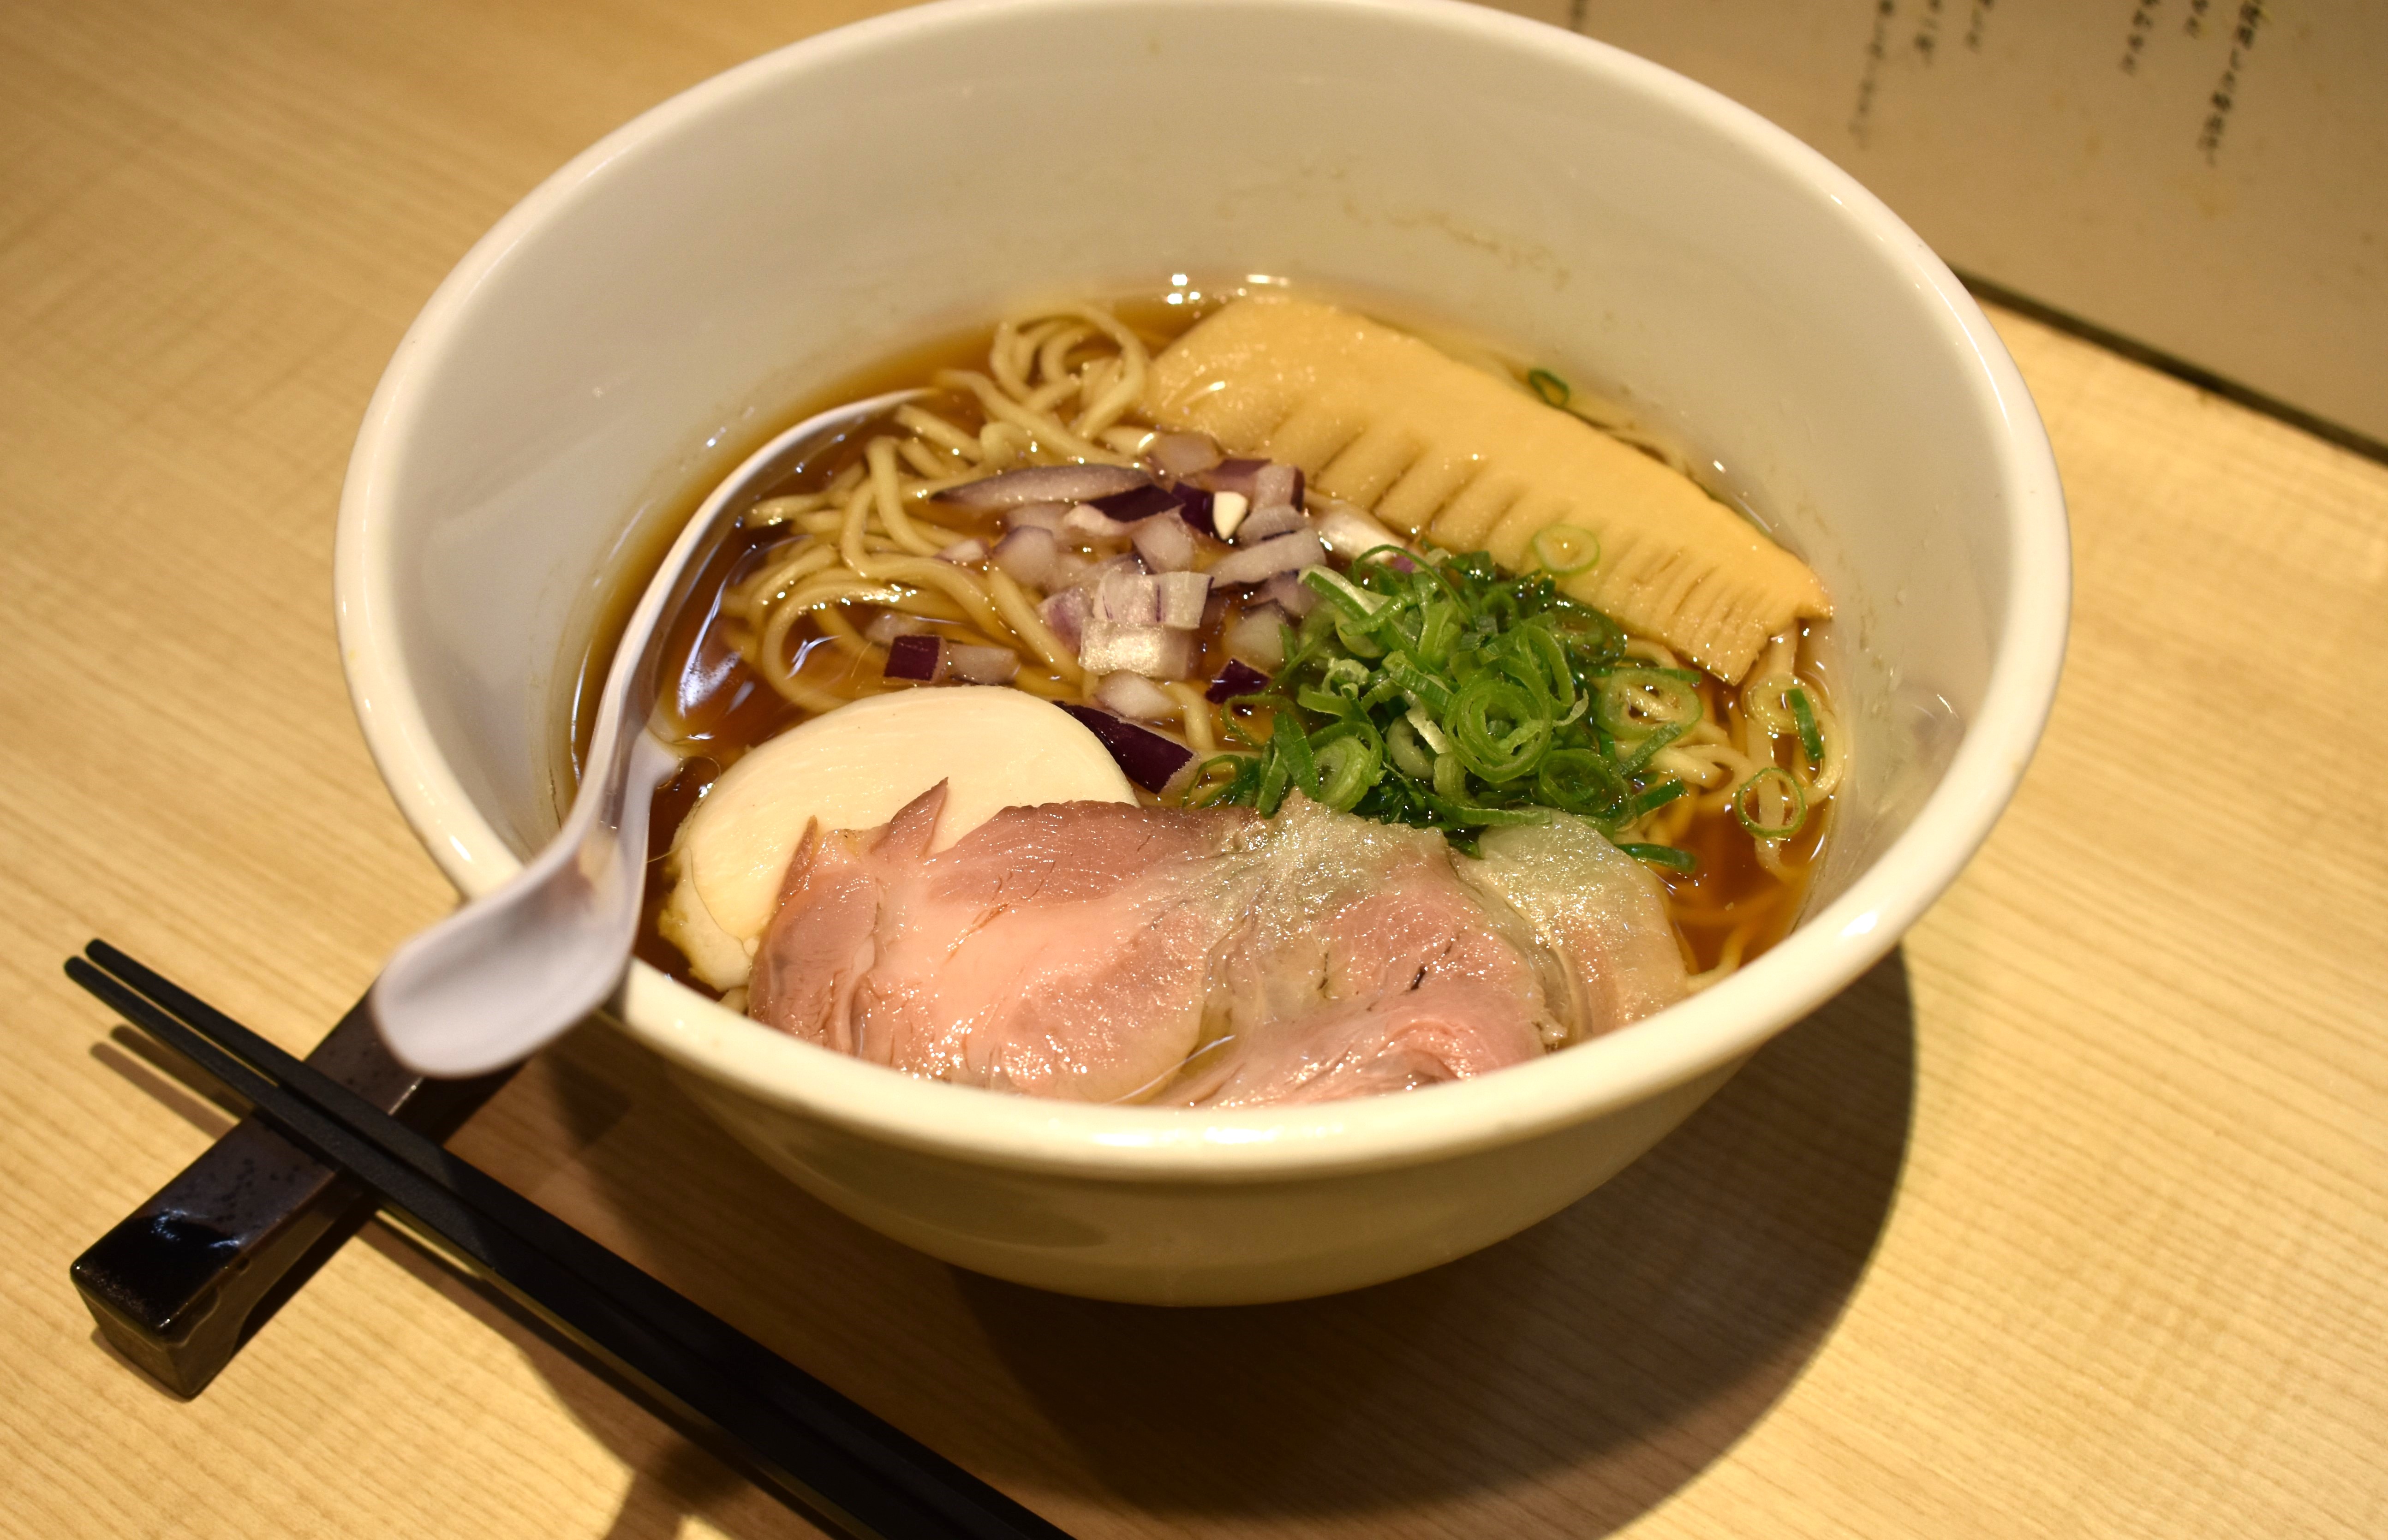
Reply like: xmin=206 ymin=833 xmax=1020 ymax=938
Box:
xmin=1140 ymin=296 xmax=1828 ymax=680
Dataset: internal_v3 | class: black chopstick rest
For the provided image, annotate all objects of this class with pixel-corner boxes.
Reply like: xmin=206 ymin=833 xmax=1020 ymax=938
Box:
xmin=72 ymin=972 xmax=511 ymax=1397
xmin=67 ymin=943 xmax=1072 ymax=1540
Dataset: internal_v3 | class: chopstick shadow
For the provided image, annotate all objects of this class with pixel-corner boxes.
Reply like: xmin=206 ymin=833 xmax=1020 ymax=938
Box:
xmin=952 ymin=945 xmax=1916 ymax=1532
xmin=90 ymin=1032 xmax=242 ymax=1140
xmin=346 ymin=1225 xmax=823 ymax=1540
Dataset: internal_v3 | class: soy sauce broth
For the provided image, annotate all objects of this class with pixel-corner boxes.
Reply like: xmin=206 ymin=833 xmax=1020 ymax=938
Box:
xmin=574 ymin=293 xmax=1831 ymax=994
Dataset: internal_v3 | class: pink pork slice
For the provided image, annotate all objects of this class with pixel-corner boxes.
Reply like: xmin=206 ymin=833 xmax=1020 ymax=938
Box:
xmin=1153 ymin=797 xmax=1559 ymax=1107
xmin=747 ymin=785 xmax=1261 ymax=1103
xmin=747 ymin=789 xmax=1690 ymax=1107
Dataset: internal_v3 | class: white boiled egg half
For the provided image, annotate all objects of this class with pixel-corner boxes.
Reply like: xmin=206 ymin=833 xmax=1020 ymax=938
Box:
xmin=659 ymin=686 xmax=1137 ymax=991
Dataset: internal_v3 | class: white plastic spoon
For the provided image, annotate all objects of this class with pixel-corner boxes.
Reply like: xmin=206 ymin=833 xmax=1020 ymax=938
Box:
xmin=372 ymin=389 xmax=924 ymax=1076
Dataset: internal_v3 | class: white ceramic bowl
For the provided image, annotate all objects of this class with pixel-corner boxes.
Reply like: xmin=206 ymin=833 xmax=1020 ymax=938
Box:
xmin=336 ymin=0 xmax=2067 ymax=1304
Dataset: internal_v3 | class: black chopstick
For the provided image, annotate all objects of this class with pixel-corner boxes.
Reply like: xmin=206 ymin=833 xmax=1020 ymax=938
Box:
xmin=67 ymin=943 xmax=1071 ymax=1540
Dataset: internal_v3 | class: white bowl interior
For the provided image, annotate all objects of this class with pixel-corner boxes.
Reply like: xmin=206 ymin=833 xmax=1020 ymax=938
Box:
xmin=339 ymin=0 xmax=2065 ymax=1180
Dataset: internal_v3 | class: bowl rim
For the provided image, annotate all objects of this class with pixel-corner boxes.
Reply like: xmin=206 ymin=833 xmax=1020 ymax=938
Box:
xmin=336 ymin=0 xmax=2069 ymax=1182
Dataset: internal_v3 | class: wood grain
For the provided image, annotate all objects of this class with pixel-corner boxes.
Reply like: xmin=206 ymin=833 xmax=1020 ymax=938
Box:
xmin=2 ymin=1 xmax=2382 ymax=1536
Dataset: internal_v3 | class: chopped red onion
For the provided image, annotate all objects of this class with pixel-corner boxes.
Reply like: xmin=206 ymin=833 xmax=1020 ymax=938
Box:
xmin=1262 ymin=570 xmax=1319 ymax=618
xmin=1063 ymin=502 xmax=1139 ymax=540
xmin=1158 ymin=755 xmax=1201 ymax=799
xmin=1096 ymin=568 xmax=1159 ymax=625
xmin=1206 ymin=529 xmax=1326 ymax=586
xmin=1154 ymin=571 xmax=1209 ymax=628
xmin=1147 ymin=432 xmax=1224 ymax=478
xmin=1235 ymin=502 xmax=1308 ymax=543
xmin=1253 ymin=462 xmax=1303 ymax=511
xmin=1204 ymin=458 xmax=1267 ymax=498
xmin=938 ymin=463 xmax=1151 ymax=509
xmin=1039 ymin=587 xmax=1090 ymax=651
xmin=1094 ymin=670 xmax=1178 ymax=720
xmin=1072 ymin=552 xmax=1143 ymax=594
xmin=1130 ymin=513 xmax=1197 ymax=572
xmin=991 ymin=526 xmax=1060 ymax=589
xmin=1078 ymin=619 xmax=1197 ymax=679
xmin=1003 ymin=501 xmax=1069 ymax=533
xmin=1090 ymin=483 xmax=1184 ymax=523
xmin=1175 ymin=486 xmax=1218 ymax=537
xmin=1206 ymin=658 xmax=1272 ymax=703
xmin=946 ymin=644 xmax=1019 ymax=684
xmin=937 ymin=537 xmax=989 ymax=564
xmin=1056 ymin=704 xmax=1198 ymax=794
xmin=1313 ymin=499 xmax=1413 ymax=565
xmin=865 ymin=612 xmax=936 ymax=647
xmin=1223 ymin=605 xmax=1288 ymax=670
xmin=883 ymin=634 xmax=943 ymax=681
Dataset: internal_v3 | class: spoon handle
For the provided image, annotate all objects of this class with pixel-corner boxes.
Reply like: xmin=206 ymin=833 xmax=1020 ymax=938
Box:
xmin=372 ymin=390 xmax=920 ymax=1077
xmin=369 ymin=730 xmax=679 ymax=1076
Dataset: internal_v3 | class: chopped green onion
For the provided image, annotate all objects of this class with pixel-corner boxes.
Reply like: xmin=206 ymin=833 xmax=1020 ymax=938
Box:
xmin=1596 ymin=669 xmax=1703 ymax=772
xmin=1616 ymin=722 xmax=1692 ymax=777
xmin=1295 ymin=686 xmax=1356 ymax=717
xmin=1255 ymin=751 xmax=1290 ymax=816
xmin=1274 ymin=716 xmax=1318 ymax=803
xmin=1788 ymin=685 xmax=1825 ymax=766
xmin=1404 ymin=704 xmax=1453 ymax=756
xmin=1277 ymin=617 xmax=1310 ymax=673
xmin=1529 ymin=523 xmax=1600 ymax=576
xmin=1321 ymin=657 xmax=1370 ymax=696
xmin=1414 ymin=598 xmax=1463 ymax=666
xmin=1309 ymin=721 xmax=1384 ymax=812
xmin=1534 ymin=748 xmax=1626 ymax=817
xmin=1382 ymin=651 xmax=1453 ymax=716
xmin=1526 ymin=368 xmax=1570 ymax=407
xmin=1194 ymin=752 xmax=1262 ymax=809
xmin=1449 ymin=672 xmax=1552 ymax=783
xmin=1617 ymin=842 xmax=1697 ymax=872
xmin=1416 ymin=786 xmax=1550 ymax=828
xmin=1741 ymin=673 xmax=1799 ymax=737
xmin=1301 ymin=567 xmax=1385 ymax=620
xmin=1332 ymin=616 xmax=1387 ymax=658
xmin=1617 ymin=777 xmax=1688 ymax=823
xmin=1197 ymin=534 xmax=1821 ymax=865
xmin=1509 ymin=621 xmax=1577 ymax=716
xmin=1731 ymin=765 xmax=1808 ymax=839
xmin=1542 ymin=601 xmax=1625 ymax=667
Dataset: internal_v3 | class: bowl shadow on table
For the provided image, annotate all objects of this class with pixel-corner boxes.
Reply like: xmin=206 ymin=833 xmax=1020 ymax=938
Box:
xmin=958 ymin=945 xmax=1918 ymax=1532
xmin=493 ymin=943 xmax=1918 ymax=1538
xmin=88 ymin=943 xmax=1914 ymax=1539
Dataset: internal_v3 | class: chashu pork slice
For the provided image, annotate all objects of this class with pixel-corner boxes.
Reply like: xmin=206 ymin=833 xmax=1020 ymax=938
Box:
xmin=747 ymin=785 xmax=1261 ymax=1103
xmin=1154 ymin=795 xmax=1558 ymax=1108
xmin=747 ymin=791 xmax=1690 ymax=1108
xmin=1139 ymin=295 xmax=1828 ymax=681
xmin=1458 ymin=815 xmax=1692 ymax=1033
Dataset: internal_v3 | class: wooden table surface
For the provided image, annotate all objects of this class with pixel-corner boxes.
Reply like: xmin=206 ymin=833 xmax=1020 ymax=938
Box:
xmin=4 ymin=2 xmax=2384 ymax=1535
